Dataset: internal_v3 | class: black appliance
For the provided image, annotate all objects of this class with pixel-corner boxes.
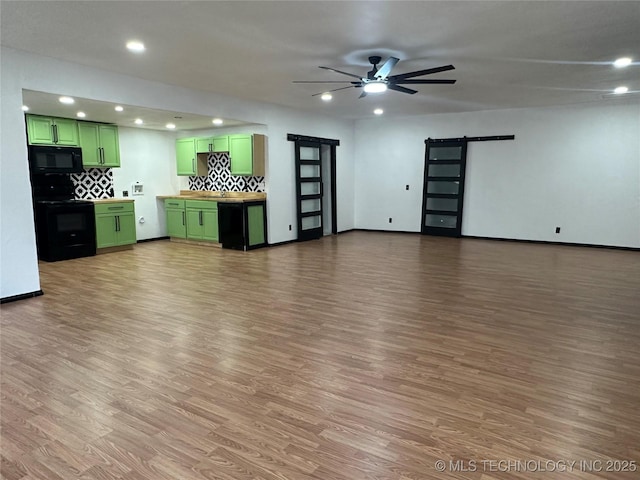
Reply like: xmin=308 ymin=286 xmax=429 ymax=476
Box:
xmin=218 ymin=202 xmax=245 ymax=250
xmin=218 ymin=201 xmax=268 ymax=251
xmin=31 ymin=174 xmax=96 ymax=262
xmin=29 ymin=145 xmax=83 ymax=174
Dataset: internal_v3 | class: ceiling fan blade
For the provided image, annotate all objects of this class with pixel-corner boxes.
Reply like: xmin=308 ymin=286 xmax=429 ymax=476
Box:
xmin=389 ymin=64 xmax=455 ymax=81
xmin=395 ymin=79 xmax=457 ymax=84
xmin=311 ymin=85 xmax=356 ymax=96
xmin=374 ymin=57 xmax=399 ymax=79
xmin=319 ymin=66 xmax=363 ymax=80
xmin=293 ymin=81 xmax=357 ymax=84
xmin=388 ymin=84 xmax=418 ymax=95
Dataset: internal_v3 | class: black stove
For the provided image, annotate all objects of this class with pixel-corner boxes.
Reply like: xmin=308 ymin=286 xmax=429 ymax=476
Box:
xmin=31 ymin=174 xmax=96 ymax=262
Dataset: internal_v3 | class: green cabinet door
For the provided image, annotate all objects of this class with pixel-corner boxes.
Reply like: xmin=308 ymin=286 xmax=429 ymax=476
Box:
xmin=54 ymin=118 xmax=79 ymax=146
xmin=96 ymin=214 xmax=118 ymax=248
xmin=229 ymin=134 xmax=253 ymax=175
xmin=176 ymin=138 xmax=196 ymax=175
xmin=26 ymin=116 xmax=55 ymax=144
xmin=202 ymin=210 xmax=218 ymax=242
xmin=78 ymin=122 xmax=101 ymax=166
xmin=99 ymin=125 xmax=120 ymax=167
xmin=212 ymin=136 xmax=229 ymax=152
xmin=186 ymin=209 xmax=204 ymax=239
xmin=116 ymin=213 xmax=136 ymax=245
xmin=247 ymin=204 xmax=265 ymax=246
xmin=195 ymin=137 xmax=212 ymax=153
xmin=166 ymin=208 xmax=186 ymax=238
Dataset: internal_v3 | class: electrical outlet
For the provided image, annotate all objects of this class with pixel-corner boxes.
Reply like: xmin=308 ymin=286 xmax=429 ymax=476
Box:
xmin=122 ymin=190 xmax=128 ymax=197
xmin=406 ymin=185 xmax=409 ymax=190
xmin=389 ymin=217 xmax=392 ymax=223
xmin=555 ymin=227 xmax=561 ymax=234
xmin=289 ymin=224 xmax=292 ymax=231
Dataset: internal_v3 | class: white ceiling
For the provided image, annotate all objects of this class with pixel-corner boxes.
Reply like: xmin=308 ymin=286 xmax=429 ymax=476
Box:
xmin=2 ymin=1 xmax=639 ymax=124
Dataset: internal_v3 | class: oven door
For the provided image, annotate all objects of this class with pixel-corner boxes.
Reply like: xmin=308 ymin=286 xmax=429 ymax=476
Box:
xmin=35 ymin=203 xmax=96 ymax=261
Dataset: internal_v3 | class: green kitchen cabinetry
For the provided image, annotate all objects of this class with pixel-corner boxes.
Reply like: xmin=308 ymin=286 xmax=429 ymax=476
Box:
xmin=95 ymin=202 xmax=136 ymax=249
xmin=228 ymin=134 xmax=266 ymax=176
xmin=185 ymin=200 xmax=218 ymax=242
xmin=195 ymin=135 xmax=229 ymax=154
xmin=78 ymin=122 xmax=120 ymax=167
xmin=164 ymin=199 xmax=186 ymax=238
xmin=176 ymin=138 xmax=208 ymax=176
xmin=26 ymin=115 xmax=79 ymax=146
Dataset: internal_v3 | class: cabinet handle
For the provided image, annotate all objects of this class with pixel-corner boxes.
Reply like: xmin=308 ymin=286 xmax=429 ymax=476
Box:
xmin=209 ymin=143 xmax=213 ymax=152
xmin=182 ymin=211 xmax=185 ymax=226
xmin=199 ymin=210 xmax=203 ymax=225
xmin=192 ymin=158 xmax=195 ymax=173
xmin=52 ymin=125 xmax=58 ymax=143
xmin=101 ymin=147 xmax=105 ymax=164
xmin=114 ymin=216 xmax=118 ymax=232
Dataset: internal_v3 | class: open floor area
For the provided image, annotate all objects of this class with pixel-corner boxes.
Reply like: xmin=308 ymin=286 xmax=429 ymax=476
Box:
xmin=2 ymin=232 xmax=639 ymax=479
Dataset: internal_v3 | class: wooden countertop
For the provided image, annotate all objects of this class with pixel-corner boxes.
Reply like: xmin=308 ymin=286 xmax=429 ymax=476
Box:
xmin=90 ymin=198 xmax=135 ymax=204
xmin=157 ymin=191 xmax=266 ymax=203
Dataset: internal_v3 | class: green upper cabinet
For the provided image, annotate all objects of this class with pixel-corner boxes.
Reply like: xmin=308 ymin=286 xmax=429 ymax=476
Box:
xmin=229 ymin=134 xmax=266 ymax=176
xmin=212 ymin=136 xmax=229 ymax=153
xmin=176 ymin=137 xmax=207 ymax=176
xmin=26 ymin=115 xmax=79 ymax=146
xmin=78 ymin=123 xmax=120 ymax=168
xmin=195 ymin=135 xmax=229 ymax=153
xmin=195 ymin=137 xmax=212 ymax=153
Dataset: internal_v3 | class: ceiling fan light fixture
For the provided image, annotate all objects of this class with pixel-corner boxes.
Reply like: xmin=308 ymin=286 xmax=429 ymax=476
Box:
xmin=363 ymin=82 xmax=388 ymax=93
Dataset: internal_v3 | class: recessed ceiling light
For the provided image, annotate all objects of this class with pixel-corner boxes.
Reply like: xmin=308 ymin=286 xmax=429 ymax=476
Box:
xmin=76 ymin=111 xmax=86 ymax=118
xmin=134 ymin=118 xmax=143 ymax=125
xmin=614 ymin=57 xmax=632 ymax=68
xmin=320 ymin=93 xmax=333 ymax=101
xmin=166 ymin=123 xmax=176 ymax=129
xmin=21 ymin=105 xmax=29 ymax=112
xmin=364 ymin=82 xmax=388 ymax=93
xmin=373 ymin=108 xmax=384 ymax=115
xmin=126 ymin=40 xmax=145 ymax=53
xmin=114 ymin=105 xmax=124 ymax=112
xmin=614 ymin=86 xmax=629 ymax=94
xmin=212 ymin=118 xmax=224 ymax=125
xmin=59 ymin=96 xmax=75 ymax=104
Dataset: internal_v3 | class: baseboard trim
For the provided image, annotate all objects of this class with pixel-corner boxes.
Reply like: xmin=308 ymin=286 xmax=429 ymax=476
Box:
xmin=462 ymin=235 xmax=640 ymax=251
xmin=268 ymin=239 xmax=298 ymax=247
xmin=353 ymin=228 xmax=420 ymax=235
xmin=1 ymin=289 xmax=44 ymax=304
xmin=137 ymin=236 xmax=170 ymax=243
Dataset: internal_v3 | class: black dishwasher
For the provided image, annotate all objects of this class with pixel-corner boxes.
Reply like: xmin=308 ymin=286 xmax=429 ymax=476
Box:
xmin=218 ymin=202 xmax=245 ymax=250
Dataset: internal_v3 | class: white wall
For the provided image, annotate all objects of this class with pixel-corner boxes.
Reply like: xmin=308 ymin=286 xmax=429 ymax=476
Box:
xmin=354 ymin=101 xmax=640 ymax=248
xmin=1 ymin=46 xmax=355 ymax=299
xmin=114 ymin=127 xmax=184 ymax=240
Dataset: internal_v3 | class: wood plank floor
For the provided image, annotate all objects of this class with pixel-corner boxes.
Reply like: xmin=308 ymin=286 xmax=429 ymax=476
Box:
xmin=2 ymin=232 xmax=639 ymax=480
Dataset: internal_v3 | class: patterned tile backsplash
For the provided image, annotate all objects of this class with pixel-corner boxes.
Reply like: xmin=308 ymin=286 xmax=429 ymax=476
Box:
xmin=71 ymin=168 xmax=114 ymax=199
xmin=188 ymin=152 xmax=265 ymax=192
xmin=68 ymin=152 xmax=264 ymax=200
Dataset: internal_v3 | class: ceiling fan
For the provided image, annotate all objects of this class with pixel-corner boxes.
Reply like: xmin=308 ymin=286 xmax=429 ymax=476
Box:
xmin=293 ymin=56 xmax=456 ymax=98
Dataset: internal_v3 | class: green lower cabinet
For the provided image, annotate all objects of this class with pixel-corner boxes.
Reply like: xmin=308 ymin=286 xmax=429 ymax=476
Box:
xmin=247 ymin=204 xmax=266 ymax=247
xmin=94 ymin=202 xmax=136 ymax=249
xmin=185 ymin=200 xmax=218 ymax=242
xmin=166 ymin=210 xmax=186 ymax=238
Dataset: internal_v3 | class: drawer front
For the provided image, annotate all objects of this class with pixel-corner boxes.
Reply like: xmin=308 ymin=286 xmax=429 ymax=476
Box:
xmin=94 ymin=202 xmax=135 ymax=215
xmin=185 ymin=200 xmax=217 ymax=210
xmin=164 ymin=199 xmax=185 ymax=209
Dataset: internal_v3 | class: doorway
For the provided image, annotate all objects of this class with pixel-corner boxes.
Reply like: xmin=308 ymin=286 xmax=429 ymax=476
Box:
xmin=288 ymin=134 xmax=339 ymax=241
xmin=421 ymin=140 xmax=468 ymax=237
